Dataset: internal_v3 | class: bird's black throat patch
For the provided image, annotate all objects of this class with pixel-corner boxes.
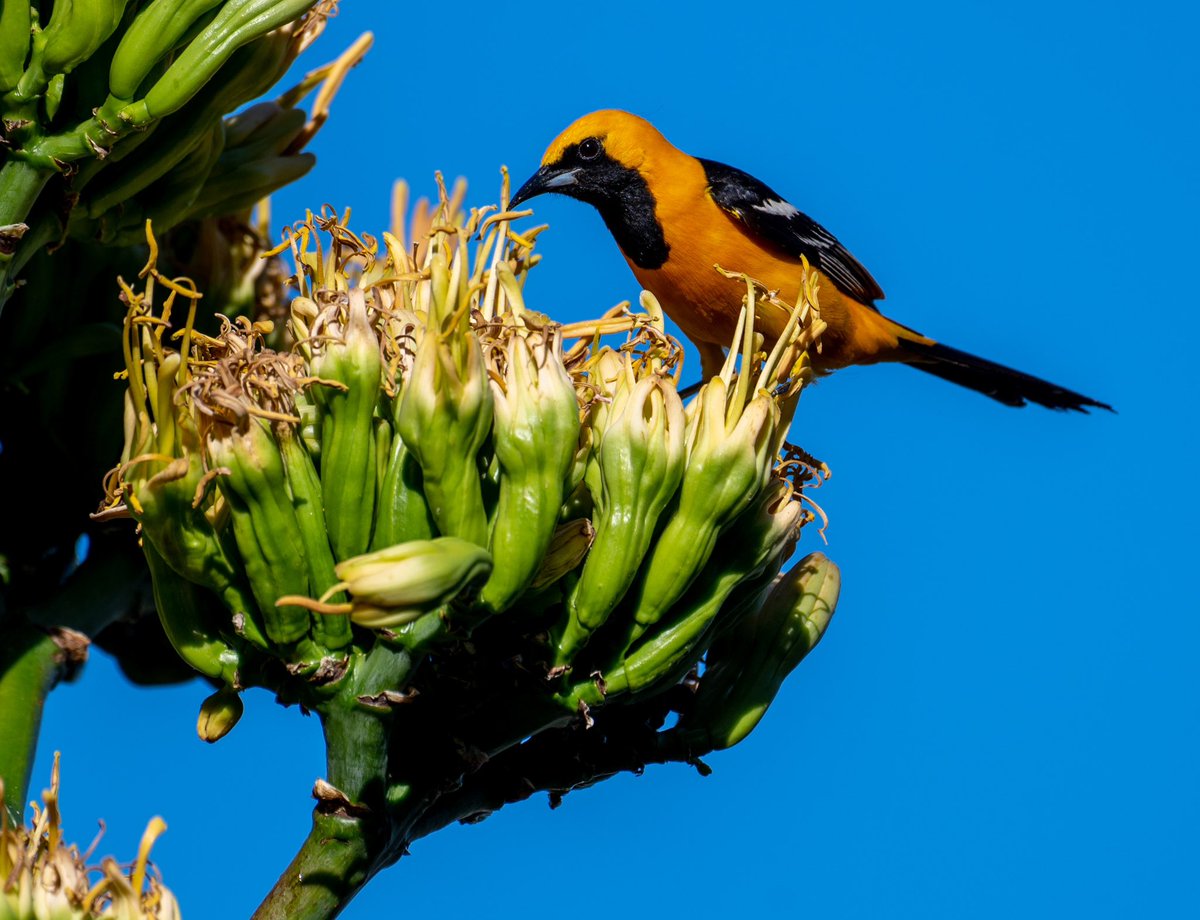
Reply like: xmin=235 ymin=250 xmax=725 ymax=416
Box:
xmin=556 ymin=146 xmax=669 ymax=270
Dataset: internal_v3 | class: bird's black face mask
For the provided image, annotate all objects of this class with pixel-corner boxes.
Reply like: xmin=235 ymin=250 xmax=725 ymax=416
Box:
xmin=509 ymin=139 xmax=669 ymax=269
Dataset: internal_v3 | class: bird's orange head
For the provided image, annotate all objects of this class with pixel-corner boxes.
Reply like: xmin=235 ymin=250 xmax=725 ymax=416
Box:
xmin=510 ymin=110 xmax=682 ymax=268
xmin=536 ymin=110 xmax=671 ymax=171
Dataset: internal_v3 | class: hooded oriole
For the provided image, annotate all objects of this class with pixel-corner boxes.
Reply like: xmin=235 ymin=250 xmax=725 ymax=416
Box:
xmin=510 ymin=110 xmax=1110 ymax=412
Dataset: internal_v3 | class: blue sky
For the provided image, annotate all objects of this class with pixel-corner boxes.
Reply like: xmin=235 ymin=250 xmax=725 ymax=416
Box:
xmin=33 ymin=1 xmax=1199 ymax=917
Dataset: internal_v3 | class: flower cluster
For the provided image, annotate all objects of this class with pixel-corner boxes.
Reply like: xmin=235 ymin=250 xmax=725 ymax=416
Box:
xmin=99 ymin=174 xmax=838 ymax=752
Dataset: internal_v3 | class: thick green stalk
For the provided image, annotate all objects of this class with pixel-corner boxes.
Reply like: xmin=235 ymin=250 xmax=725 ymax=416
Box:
xmin=0 ymin=538 xmax=150 ymax=819
xmin=254 ymin=642 xmax=420 ymax=919
xmin=321 ymin=646 xmax=414 ymax=806
xmin=0 ymin=623 xmax=67 ymax=820
xmin=0 ymin=158 xmax=54 ymax=311
xmin=250 ymin=813 xmax=373 ymax=920
xmin=0 ymin=158 xmax=51 ymax=226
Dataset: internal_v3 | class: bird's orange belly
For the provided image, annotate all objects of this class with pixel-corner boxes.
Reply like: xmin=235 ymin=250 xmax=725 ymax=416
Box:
xmin=628 ymin=249 xmax=912 ymax=370
xmin=629 ymin=243 xmax=791 ymax=335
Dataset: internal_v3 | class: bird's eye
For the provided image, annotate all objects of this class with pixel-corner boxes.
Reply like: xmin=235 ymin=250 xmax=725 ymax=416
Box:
xmin=578 ymin=137 xmax=602 ymax=160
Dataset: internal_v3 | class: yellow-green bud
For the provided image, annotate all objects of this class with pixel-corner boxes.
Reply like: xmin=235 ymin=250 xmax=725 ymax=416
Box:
xmin=557 ymin=373 xmax=686 ymax=664
xmin=40 ymin=0 xmax=130 ymax=77
xmin=677 ymin=552 xmax=840 ymax=750
xmin=137 ymin=0 xmax=318 ymax=121
xmin=311 ymin=289 xmax=383 ymax=560
xmin=481 ymin=331 xmax=581 ymax=612
xmin=197 ymin=685 xmax=245 ymax=743
xmin=395 ymin=316 xmax=493 ymax=547
xmin=108 ymin=0 xmax=226 ymax=101
xmin=334 ymin=538 xmax=493 ymax=628
xmin=628 ymin=378 xmax=780 ymax=639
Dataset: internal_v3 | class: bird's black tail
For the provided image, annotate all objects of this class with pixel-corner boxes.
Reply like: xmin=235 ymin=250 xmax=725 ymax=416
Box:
xmin=900 ymin=340 xmax=1113 ymax=413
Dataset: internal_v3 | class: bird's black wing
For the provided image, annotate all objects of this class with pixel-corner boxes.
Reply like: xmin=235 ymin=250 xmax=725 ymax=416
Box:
xmin=699 ymin=158 xmax=885 ymax=305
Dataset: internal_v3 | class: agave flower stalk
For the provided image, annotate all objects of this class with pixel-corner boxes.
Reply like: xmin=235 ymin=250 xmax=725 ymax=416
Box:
xmin=94 ymin=178 xmax=840 ymax=920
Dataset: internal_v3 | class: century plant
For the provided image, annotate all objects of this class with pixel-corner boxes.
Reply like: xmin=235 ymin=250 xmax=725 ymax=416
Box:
xmin=94 ymin=175 xmax=844 ymax=917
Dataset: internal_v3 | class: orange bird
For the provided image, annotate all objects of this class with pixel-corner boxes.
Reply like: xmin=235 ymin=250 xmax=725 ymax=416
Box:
xmin=510 ymin=110 xmax=1110 ymax=411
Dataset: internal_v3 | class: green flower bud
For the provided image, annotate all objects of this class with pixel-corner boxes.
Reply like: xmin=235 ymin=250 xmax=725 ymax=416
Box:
xmin=86 ymin=32 xmax=296 ymax=225
xmin=136 ymin=118 xmax=228 ymax=234
xmin=143 ymin=540 xmax=240 ymax=682
xmin=480 ymin=330 xmax=581 ymax=612
xmin=132 ymin=447 xmax=244 ymax=596
xmin=135 ymin=0 xmax=319 ymax=121
xmin=372 ymin=432 xmax=437 ymax=550
xmin=627 ymin=378 xmax=780 ymax=640
xmin=557 ymin=370 xmax=686 ymax=665
xmin=222 ymin=100 xmax=305 ymax=153
xmin=0 ymin=1 xmax=31 ymax=93
xmin=197 ymin=685 xmax=245 ymax=743
xmin=677 ymin=552 xmax=840 ymax=750
xmin=332 ymin=537 xmax=493 ymax=628
xmin=40 ymin=0 xmax=130 ymax=77
xmin=277 ymin=421 xmax=350 ymax=650
xmin=208 ymin=418 xmax=312 ymax=645
xmin=310 ymin=289 xmax=383 ymax=560
xmin=580 ymin=347 xmax=627 ymax=500
xmin=108 ymin=0 xmax=226 ymax=101
xmin=571 ymin=478 xmax=808 ymax=706
xmin=395 ymin=310 xmax=493 ymax=548
xmin=183 ymin=151 xmax=316 ymax=223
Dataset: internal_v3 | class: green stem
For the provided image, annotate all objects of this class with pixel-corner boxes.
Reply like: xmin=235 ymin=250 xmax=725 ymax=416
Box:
xmin=0 ymin=157 xmax=52 ymax=226
xmin=250 ymin=813 xmax=373 ymax=920
xmin=0 ymin=622 xmax=67 ymax=820
xmin=253 ymin=642 xmax=420 ymax=919
xmin=0 ymin=537 xmax=152 ymax=820
xmin=0 ymin=157 xmax=53 ymax=314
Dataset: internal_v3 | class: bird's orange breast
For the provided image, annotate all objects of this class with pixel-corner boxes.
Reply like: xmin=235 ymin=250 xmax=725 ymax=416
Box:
xmin=623 ymin=168 xmax=923 ymax=369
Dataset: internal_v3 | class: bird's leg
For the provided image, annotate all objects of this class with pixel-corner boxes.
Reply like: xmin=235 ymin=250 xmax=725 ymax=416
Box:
xmin=695 ymin=340 xmax=728 ymax=381
xmin=679 ymin=340 xmax=731 ymax=398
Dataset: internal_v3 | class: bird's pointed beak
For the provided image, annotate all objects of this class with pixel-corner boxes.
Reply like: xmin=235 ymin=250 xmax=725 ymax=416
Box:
xmin=509 ymin=165 xmax=581 ymax=209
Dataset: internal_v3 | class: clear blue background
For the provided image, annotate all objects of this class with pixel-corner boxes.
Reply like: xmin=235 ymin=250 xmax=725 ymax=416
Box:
xmin=34 ymin=1 xmax=1199 ymax=916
